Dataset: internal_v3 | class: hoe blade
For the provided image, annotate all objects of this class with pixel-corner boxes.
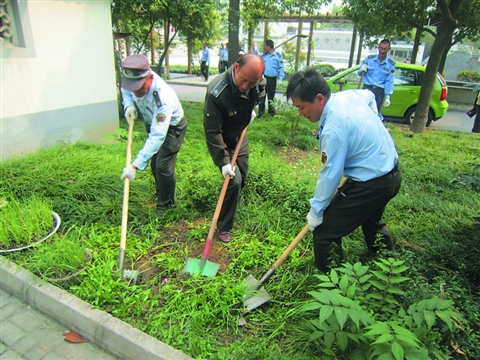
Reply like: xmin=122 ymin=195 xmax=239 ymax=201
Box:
xmin=243 ymin=274 xmax=271 ymax=311
xmin=182 ymin=257 xmax=220 ymax=278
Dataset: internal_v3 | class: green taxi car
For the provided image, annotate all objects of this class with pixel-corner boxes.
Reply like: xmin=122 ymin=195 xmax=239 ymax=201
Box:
xmin=327 ymin=63 xmax=449 ymax=127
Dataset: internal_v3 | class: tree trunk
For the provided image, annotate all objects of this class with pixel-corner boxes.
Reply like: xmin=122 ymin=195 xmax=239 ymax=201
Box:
xmin=295 ymin=21 xmax=303 ymax=71
xmin=248 ymin=23 xmax=254 ymax=53
xmin=438 ymin=42 xmax=454 ymax=75
xmin=410 ymin=27 xmax=422 ymax=64
xmin=187 ymin=35 xmax=193 ymax=75
xmin=349 ymin=27 xmax=357 ymax=67
xmin=306 ymin=21 xmax=314 ymax=66
xmin=228 ymin=0 xmax=240 ymax=67
xmin=411 ymin=23 xmax=456 ymax=133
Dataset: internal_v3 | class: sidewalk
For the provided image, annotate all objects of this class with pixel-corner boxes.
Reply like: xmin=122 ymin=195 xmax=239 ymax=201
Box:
xmin=165 ymin=72 xmax=218 ymax=87
xmin=0 ymin=256 xmax=192 ymax=360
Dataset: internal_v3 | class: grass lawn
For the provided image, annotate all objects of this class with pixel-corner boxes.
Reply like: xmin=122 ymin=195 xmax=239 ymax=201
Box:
xmin=1 ymin=101 xmax=479 ymax=359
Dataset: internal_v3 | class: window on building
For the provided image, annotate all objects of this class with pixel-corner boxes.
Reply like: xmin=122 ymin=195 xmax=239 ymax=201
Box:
xmin=1 ymin=0 xmax=22 ymax=47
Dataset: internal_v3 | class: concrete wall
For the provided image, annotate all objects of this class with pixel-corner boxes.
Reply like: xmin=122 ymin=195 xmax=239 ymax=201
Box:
xmin=1 ymin=0 xmax=118 ymax=161
xmin=446 ymin=83 xmax=478 ymax=105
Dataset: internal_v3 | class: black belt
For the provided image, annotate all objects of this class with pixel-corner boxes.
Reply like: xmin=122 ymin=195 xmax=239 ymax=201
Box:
xmin=265 ymin=75 xmax=276 ymax=79
xmin=364 ymin=84 xmax=384 ymax=90
xmin=380 ymin=161 xmax=399 ymax=178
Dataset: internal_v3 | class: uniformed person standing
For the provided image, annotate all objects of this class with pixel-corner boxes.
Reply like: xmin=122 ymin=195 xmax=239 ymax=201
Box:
xmin=203 ymin=54 xmax=265 ymax=243
xmin=200 ymin=42 xmax=210 ymax=81
xmin=218 ymin=43 xmax=228 ymax=74
xmin=260 ymin=39 xmax=285 ymax=117
xmin=286 ymin=69 xmax=402 ymax=273
xmin=358 ymin=39 xmax=396 ymax=113
xmin=120 ymin=54 xmax=188 ymax=218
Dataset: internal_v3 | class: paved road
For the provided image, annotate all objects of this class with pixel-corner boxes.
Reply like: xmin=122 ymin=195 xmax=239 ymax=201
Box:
xmin=168 ymin=78 xmax=474 ymax=134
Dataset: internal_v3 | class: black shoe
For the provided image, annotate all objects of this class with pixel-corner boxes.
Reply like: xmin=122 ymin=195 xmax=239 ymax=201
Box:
xmin=156 ymin=202 xmax=177 ymax=218
xmin=156 ymin=207 xmax=167 ymax=218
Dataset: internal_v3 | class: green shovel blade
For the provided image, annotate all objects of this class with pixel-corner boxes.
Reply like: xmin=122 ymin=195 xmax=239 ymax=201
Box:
xmin=182 ymin=257 xmax=220 ymax=277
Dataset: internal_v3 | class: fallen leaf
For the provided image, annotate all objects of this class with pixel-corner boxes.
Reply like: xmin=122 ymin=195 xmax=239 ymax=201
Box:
xmin=40 ymin=345 xmax=47 ymax=351
xmin=63 ymin=330 xmax=85 ymax=343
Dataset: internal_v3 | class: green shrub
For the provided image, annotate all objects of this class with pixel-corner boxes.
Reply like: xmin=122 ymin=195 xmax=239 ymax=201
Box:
xmin=456 ymin=70 xmax=480 ymax=82
xmin=299 ymin=258 xmax=465 ymax=359
xmin=307 ymin=63 xmax=337 ymax=77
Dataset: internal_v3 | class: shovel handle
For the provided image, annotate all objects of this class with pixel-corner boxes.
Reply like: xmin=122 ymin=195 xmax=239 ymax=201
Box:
xmin=256 ymin=224 xmax=309 ymax=286
xmin=205 ymin=126 xmax=248 ymax=243
xmin=118 ymin=119 xmax=135 ymax=271
xmin=357 ymin=71 xmax=365 ymax=89
xmin=255 ymin=177 xmax=349 ymax=286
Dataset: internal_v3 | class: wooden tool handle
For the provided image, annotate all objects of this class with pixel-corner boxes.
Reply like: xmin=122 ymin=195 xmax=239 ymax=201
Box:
xmin=118 ymin=120 xmax=135 ymax=271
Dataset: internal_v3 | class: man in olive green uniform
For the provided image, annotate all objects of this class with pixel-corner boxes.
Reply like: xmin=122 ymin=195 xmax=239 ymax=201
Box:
xmin=203 ymin=54 xmax=265 ymax=243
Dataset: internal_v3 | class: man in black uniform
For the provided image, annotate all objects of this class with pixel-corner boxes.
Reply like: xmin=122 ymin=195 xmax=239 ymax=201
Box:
xmin=203 ymin=54 xmax=265 ymax=243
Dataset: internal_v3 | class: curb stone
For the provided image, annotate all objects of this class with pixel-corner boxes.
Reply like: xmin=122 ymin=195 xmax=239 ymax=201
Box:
xmin=0 ymin=256 xmax=193 ymax=360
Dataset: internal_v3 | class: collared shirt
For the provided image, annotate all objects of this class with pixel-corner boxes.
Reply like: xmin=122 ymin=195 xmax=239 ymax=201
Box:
xmin=251 ymin=48 xmax=259 ymax=55
xmin=262 ymin=51 xmax=285 ymax=82
xmin=201 ymin=47 xmax=210 ymax=63
xmin=310 ymin=92 xmax=398 ymax=219
xmin=121 ymin=72 xmax=184 ymax=170
xmin=359 ymin=54 xmax=396 ymax=97
xmin=203 ymin=66 xmax=259 ymax=167
xmin=219 ymin=47 xmax=228 ymax=61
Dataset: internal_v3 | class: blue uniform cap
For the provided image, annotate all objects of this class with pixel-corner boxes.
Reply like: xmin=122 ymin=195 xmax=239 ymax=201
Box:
xmin=121 ymin=54 xmax=151 ymax=91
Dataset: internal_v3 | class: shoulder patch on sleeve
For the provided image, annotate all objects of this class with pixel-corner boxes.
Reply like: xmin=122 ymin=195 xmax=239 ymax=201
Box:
xmin=210 ymin=80 xmax=228 ymax=98
xmin=367 ymin=54 xmax=375 ymax=58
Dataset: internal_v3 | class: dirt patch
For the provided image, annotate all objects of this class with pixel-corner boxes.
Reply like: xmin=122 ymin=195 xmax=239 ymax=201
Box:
xmin=134 ymin=219 xmax=232 ymax=283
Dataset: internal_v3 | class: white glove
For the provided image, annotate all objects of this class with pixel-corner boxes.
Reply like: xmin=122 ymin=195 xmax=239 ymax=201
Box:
xmin=360 ymin=64 xmax=368 ymax=73
xmin=249 ymin=110 xmax=256 ymax=124
xmin=383 ymin=98 xmax=391 ymax=107
xmin=307 ymin=212 xmax=323 ymax=232
xmin=206 ymin=62 xmax=210 ymax=67
xmin=121 ymin=164 xmax=136 ymax=182
xmin=221 ymin=164 xmax=236 ymax=179
xmin=124 ymin=106 xmax=137 ymax=125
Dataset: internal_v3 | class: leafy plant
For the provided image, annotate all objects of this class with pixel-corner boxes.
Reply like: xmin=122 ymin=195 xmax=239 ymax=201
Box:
xmin=0 ymin=196 xmax=54 ymax=248
xmin=456 ymin=70 xmax=480 ymax=83
xmin=299 ymin=259 xmax=465 ymax=359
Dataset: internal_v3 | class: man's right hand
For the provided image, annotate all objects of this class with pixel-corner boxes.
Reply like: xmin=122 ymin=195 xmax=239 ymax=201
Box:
xmin=124 ymin=106 xmax=137 ymax=125
xmin=222 ymin=164 xmax=236 ymax=179
xmin=360 ymin=64 xmax=368 ymax=73
xmin=121 ymin=164 xmax=137 ymax=182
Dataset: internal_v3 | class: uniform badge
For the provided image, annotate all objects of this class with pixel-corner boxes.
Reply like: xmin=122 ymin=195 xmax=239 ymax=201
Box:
xmin=321 ymin=151 xmax=328 ymax=166
xmin=155 ymin=113 xmax=166 ymax=125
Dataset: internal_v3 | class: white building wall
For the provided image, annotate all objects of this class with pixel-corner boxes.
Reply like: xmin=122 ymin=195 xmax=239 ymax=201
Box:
xmin=1 ymin=0 xmax=118 ymax=160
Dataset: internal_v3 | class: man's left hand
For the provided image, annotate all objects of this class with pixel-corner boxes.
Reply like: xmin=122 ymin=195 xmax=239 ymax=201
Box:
xmin=383 ymin=98 xmax=391 ymax=107
xmin=307 ymin=212 xmax=323 ymax=232
xmin=249 ymin=110 xmax=256 ymax=124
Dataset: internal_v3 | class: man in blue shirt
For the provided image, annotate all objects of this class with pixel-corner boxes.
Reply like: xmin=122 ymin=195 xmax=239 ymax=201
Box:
xmin=358 ymin=39 xmax=395 ymax=113
xmin=286 ymin=69 xmax=402 ymax=272
xmin=260 ymin=39 xmax=285 ymax=117
xmin=218 ymin=43 xmax=228 ymax=73
xmin=120 ymin=54 xmax=188 ymax=218
xmin=200 ymin=42 xmax=210 ymax=81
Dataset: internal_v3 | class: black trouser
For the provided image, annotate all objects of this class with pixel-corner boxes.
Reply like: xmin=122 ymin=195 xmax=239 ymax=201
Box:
xmin=363 ymin=84 xmax=385 ymax=113
xmin=217 ymin=140 xmax=249 ymax=231
xmin=146 ymin=118 xmax=187 ymax=209
xmin=201 ymin=61 xmax=209 ymax=80
xmin=219 ymin=61 xmax=228 ymax=74
xmin=313 ymin=162 xmax=402 ymax=272
xmin=259 ymin=76 xmax=277 ymax=116
xmin=472 ymin=104 xmax=480 ymax=133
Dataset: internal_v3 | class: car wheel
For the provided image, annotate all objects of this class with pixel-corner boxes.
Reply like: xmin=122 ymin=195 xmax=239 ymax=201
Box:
xmin=404 ymin=107 xmax=433 ymax=127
